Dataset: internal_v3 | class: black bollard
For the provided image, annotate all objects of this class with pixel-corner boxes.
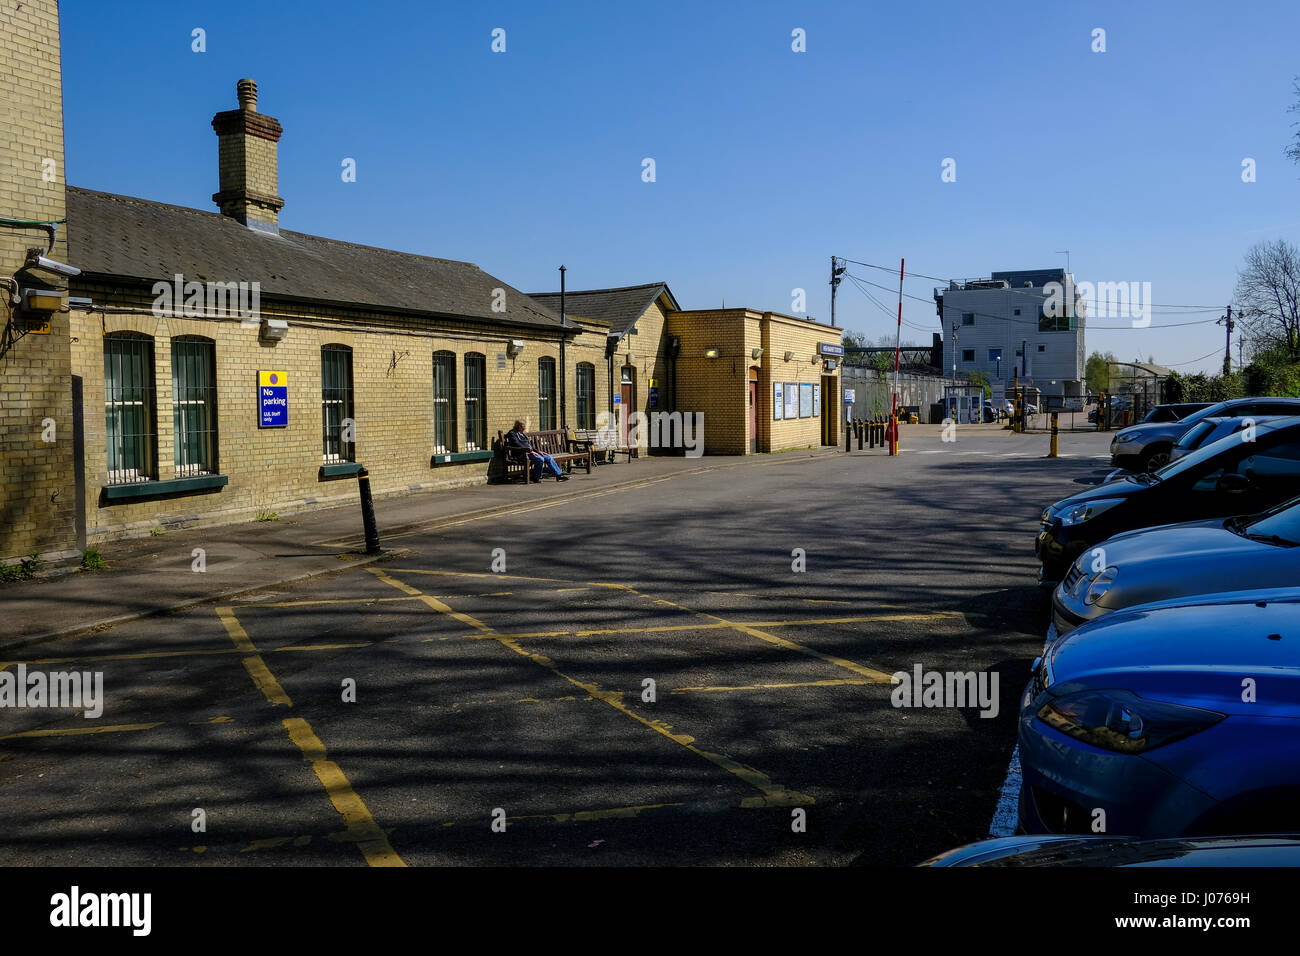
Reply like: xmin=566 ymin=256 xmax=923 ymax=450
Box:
xmin=357 ymin=467 xmax=381 ymax=554
xmin=857 ymin=420 xmax=864 ymax=450
xmin=845 ymin=420 xmax=851 ymax=452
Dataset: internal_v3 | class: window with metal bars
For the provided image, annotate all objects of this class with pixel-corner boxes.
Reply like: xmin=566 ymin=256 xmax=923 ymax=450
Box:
xmin=432 ymin=350 xmax=456 ymax=454
xmin=538 ymin=357 xmax=556 ymax=430
xmin=576 ymin=362 xmax=595 ymax=429
xmin=321 ymin=345 xmax=354 ymax=462
xmin=464 ymin=353 xmax=486 ymax=450
xmin=104 ymin=333 xmax=158 ymax=484
xmin=171 ymin=337 xmax=218 ymax=477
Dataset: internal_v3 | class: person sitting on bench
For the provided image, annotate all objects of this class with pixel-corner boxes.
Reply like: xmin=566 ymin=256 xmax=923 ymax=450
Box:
xmin=504 ymin=420 xmax=569 ymax=482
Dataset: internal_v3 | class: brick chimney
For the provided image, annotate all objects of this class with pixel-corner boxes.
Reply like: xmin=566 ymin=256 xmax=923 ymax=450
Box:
xmin=211 ymin=79 xmax=284 ymax=234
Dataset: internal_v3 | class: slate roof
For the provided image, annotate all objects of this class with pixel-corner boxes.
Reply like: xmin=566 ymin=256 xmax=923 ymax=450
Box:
xmin=528 ymin=282 xmax=678 ymax=335
xmin=66 ymin=187 xmax=566 ymax=331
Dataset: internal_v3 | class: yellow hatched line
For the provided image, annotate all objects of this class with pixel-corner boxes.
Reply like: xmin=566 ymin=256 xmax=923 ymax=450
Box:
xmin=282 ymin=717 xmax=405 ymax=867
xmin=367 ymin=567 xmax=811 ymax=809
xmin=674 ymin=678 xmax=874 ymax=694
xmin=1 ymin=642 xmax=370 ymax=671
xmin=216 ymin=606 xmax=406 ymax=867
xmin=1 ymin=722 xmax=163 ymax=740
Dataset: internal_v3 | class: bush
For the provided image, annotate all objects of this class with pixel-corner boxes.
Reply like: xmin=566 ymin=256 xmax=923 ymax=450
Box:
xmin=81 ymin=548 xmax=105 ymax=570
xmin=0 ymin=552 xmax=43 ymax=584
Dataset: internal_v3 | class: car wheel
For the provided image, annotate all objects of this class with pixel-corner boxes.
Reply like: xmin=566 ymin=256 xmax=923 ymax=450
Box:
xmin=1141 ymin=446 xmax=1171 ymax=471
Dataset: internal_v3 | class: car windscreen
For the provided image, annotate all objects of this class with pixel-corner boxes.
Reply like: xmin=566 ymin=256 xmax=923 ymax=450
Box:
xmin=1175 ymin=401 xmax=1233 ymax=428
xmin=1176 ymin=421 xmax=1216 ymax=449
xmin=1153 ymin=422 xmax=1292 ymax=479
xmin=1244 ymin=495 xmax=1300 ymax=545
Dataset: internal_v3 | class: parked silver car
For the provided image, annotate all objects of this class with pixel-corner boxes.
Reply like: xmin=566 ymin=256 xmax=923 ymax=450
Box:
xmin=1168 ymin=414 xmax=1297 ymax=463
xmin=1048 ymin=493 xmax=1300 ymax=643
xmin=1109 ymin=397 xmax=1300 ymax=472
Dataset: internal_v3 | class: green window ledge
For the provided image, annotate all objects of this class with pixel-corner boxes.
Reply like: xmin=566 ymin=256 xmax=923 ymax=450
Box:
xmin=103 ymin=474 xmax=229 ymax=501
xmin=319 ymin=462 xmax=365 ymax=480
xmin=430 ymin=450 xmax=495 ymax=467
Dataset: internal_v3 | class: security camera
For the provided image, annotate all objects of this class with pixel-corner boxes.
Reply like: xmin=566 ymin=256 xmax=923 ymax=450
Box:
xmin=29 ymin=255 xmax=81 ymax=277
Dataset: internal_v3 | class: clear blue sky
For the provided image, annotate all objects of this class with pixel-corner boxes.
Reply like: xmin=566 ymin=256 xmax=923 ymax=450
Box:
xmin=61 ymin=0 xmax=1300 ymax=373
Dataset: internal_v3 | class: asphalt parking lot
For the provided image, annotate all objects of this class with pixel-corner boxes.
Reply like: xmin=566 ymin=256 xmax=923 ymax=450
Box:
xmin=0 ymin=426 xmax=1116 ymax=866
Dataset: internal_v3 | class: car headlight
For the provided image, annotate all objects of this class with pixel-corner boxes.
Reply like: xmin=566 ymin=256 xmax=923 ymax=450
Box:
xmin=1060 ymin=498 xmax=1123 ymax=526
xmin=1114 ymin=433 xmax=1137 ymax=443
xmin=1041 ymin=507 xmax=1052 ymax=525
xmin=1084 ymin=567 xmax=1118 ymax=605
xmin=1038 ymin=689 xmax=1224 ymax=754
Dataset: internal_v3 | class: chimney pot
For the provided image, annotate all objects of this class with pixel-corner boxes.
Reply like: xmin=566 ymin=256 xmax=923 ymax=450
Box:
xmin=237 ymin=78 xmax=257 ymax=112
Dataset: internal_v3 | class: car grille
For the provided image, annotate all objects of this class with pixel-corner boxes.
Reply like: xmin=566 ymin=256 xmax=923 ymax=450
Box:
xmin=1062 ymin=562 xmax=1084 ymax=594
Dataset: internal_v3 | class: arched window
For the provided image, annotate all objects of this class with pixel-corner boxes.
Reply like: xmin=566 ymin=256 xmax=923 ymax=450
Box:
xmin=576 ymin=362 xmax=596 ymax=430
xmin=432 ymin=350 xmax=457 ymax=454
xmin=321 ymin=345 xmax=354 ymax=462
xmin=538 ymin=357 xmax=557 ymax=430
xmin=464 ymin=353 xmax=487 ymax=450
xmin=104 ymin=332 xmax=157 ymax=484
xmin=171 ymin=336 xmax=217 ymax=476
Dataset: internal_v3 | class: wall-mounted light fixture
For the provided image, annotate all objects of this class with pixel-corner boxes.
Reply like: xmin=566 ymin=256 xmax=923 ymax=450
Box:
xmin=783 ymin=350 xmax=795 ymax=362
xmin=704 ymin=348 xmax=720 ymax=359
xmin=259 ymin=317 xmax=289 ymax=343
xmin=507 ymin=339 xmax=525 ymax=357
xmin=751 ymin=347 xmax=763 ymax=360
xmin=667 ymin=335 xmax=681 ymax=358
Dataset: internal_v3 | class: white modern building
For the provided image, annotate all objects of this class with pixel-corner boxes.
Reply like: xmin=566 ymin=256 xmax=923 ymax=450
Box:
xmin=933 ymin=268 xmax=1086 ymax=405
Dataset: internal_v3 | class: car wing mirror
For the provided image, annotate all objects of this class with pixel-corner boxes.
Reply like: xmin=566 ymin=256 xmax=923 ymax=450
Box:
xmin=1216 ymin=472 xmax=1251 ymax=493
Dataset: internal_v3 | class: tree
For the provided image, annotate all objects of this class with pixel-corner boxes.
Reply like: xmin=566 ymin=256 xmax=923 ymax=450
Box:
xmin=1234 ymin=239 xmax=1300 ymax=361
xmin=1162 ymin=371 xmax=1184 ymax=403
xmin=1085 ymin=350 xmax=1116 ymax=394
xmin=1286 ymin=77 xmax=1300 ymax=167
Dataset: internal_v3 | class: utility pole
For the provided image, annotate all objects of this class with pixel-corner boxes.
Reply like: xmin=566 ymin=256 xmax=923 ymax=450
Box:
xmin=951 ymin=322 xmax=958 ymax=419
xmin=1238 ymin=332 xmax=1245 ymax=370
xmin=1218 ymin=305 xmax=1233 ymax=376
xmin=830 ymin=256 xmax=845 ymax=328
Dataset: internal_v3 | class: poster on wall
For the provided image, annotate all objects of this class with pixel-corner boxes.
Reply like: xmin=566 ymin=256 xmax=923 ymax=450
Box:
xmin=799 ymin=383 xmax=813 ymax=418
xmin=784 ymin=383 xmax=799 ymax=419
xmin=773 ymin=382 xmax=783 ymax=420
xmin=813 ymin=383 xmax=821 ymax=417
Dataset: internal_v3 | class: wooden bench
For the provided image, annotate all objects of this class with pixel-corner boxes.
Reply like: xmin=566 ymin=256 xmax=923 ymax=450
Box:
xmin=574 ymin=427 xmax=637 ymax=464
xmin=495 ymin=427 xmax=592 ymax=483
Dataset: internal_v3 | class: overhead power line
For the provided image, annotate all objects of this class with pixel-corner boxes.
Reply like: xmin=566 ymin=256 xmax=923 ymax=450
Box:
xmin=836 ymin=256 xmax=1226 ymax=312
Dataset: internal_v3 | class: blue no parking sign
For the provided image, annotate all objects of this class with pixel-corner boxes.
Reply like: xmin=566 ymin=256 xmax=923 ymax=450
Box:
xmin=258 ymin=370 xmax=288 ymax=428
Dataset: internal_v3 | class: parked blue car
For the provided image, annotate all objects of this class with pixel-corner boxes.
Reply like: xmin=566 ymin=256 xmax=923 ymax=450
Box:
xmin=1019 ymin=587 xmax=1300 ymax=838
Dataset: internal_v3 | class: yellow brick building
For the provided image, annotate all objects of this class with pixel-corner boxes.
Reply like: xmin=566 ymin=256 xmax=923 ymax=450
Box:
xmin=0 ymin=2 xmax=844 ymax=561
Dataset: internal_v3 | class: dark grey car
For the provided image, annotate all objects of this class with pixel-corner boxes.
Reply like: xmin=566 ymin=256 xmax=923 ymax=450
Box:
xmin=1109 ymin=397 xmax=1300 ymax=471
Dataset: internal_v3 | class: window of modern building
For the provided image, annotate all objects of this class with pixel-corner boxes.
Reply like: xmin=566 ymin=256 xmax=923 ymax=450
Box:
xmin=171 ymin=336 xmax=217 ymax=477
xmin=1013 ymin=308 xmax=1021 ymax=316
xmin=1038 ymin=309 xmax=1077 ymax=333
xmin=538 ymin=357 xmax=557 ymax=430
xmin=961 ymin=349 xmax=975 ymax=362
xmin=464 ymin=352 xmax=486 ymax=451
xmin=576 ymin=362 xmax=596 ymax=429
xmin=961 ymin=313 xmax=975 ymax=326
xmin=1038 ymin=344 xmax=1046 ymax=352
xmin=104 ymin=332 xmax=157 ymax=484
xmin=432 ymin=350 xmax=456 ymax=454
xmin=321 ymin=345 xmax=355 ymax=462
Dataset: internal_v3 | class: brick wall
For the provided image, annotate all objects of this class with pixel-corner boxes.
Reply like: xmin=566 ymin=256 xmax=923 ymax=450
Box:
xmin=70 ymin=285 xmax=611 ymax=543
xmin=0 ymin=0 xmax=77 ymax=562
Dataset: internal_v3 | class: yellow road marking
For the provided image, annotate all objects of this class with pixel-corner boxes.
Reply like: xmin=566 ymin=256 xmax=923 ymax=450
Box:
xmin=216 ymin=607 xmax=292 ymax=707
xmin=644 ymin=596 xmax=898 ymax=684
xmin=239 ymin=596 xmax=426 ymax=609
xmin=282 ymin=717 xmax=405 ymax=867
xmin=674 ymin=678 xmax=874 ymax=694
xmin=1 ymin=722 xmax=163 ymax=740
xmin=1 ymin=642 xmax=369 ymax=670
xmin=367 ymin=568 xmax=811 ymax=808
